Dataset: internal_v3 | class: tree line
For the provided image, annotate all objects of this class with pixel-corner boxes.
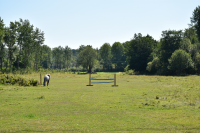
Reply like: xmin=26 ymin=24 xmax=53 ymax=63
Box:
xmin=0 ymin=6 xmax=200 ymax=75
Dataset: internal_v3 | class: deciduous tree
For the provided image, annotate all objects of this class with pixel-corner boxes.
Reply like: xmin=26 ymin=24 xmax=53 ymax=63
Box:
xmin=0 ymin=17 xmax=5 ymax=71
xmin=4 ymin=22 xmax=17 ymax=69
xmin=100 ymin=43 xmax=112 ymax=70
xmin=63 ymin=46 xmax=72 ymax=69
xmin=168 ymin=49 xmax=194 ymax=75
xmin=190 ymin=6 xmax=200 ymax=41
xmin=78 ymin=46 xmax=97 ymax=73
xmin=111 ymin=42 xmax=126 ymax=70
xmin=126 ymin=33 xmax=157 ymax=72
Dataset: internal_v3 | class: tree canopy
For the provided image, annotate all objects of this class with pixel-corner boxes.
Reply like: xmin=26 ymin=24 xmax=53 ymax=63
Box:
xmin=168 ymin=49 xmax=194 ymax=75
xmin=78 ymin=46 xmax=97 ymax=73
xmin=190 ymin=5 xmax=200 ymax=41
xmin=1 ymin=5 xmax=200 ymax=75
xmin=126 ymin=33 xmax=157 ymax=72
xmin=100 ymin=43 xmax=112 ymax=70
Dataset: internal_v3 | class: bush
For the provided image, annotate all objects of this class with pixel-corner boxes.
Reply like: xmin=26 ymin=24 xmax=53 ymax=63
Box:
xmin=168 ymin=49 xmax=194 ymax=75
xmin=0 ymin=74 xmax=39 ymax=86
xmin=146 ymin=57 xmax=160 ymax=74
xmin=127 ymin=69 xmax=135 ymax=75
xmin=124 ymin=65 xmax=129 ymax=72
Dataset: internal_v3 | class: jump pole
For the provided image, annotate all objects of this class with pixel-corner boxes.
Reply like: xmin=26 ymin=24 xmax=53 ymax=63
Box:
xmin=112 ymin=74 xmax=118 ymax=87
xmin=86 ymin=73 xmax=118 ymax=87
xmin=86 ymin=73 xmax=93 ymax=86
xmin=40 ymin=73 xmax=42 ymax=85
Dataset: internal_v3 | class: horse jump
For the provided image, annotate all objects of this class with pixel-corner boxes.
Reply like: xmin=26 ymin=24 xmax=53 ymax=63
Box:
xmin=87 ymin=73 xmax=118 ymax=87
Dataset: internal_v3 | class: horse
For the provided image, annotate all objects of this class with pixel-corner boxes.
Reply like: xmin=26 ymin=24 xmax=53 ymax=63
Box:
xmin=43 ymin=74 xmax=51 ymax=86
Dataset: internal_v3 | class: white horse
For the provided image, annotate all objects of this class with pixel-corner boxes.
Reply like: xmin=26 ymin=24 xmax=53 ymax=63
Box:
xmin=43 ymin=74 xmax=50 ymax=86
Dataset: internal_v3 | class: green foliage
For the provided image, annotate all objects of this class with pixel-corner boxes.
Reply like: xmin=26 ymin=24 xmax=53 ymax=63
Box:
xmin=124 ymin=66 xmax=139 ymax=75
xmin=52 ymin=46 xmax=64 ymax=69
xmin=2 ymin=5 xmax=200 ymax=76
xmin=188 ymin=44 xmax=199 ymax=60
xmin=100 ymin=43 xmax=112 ymax=70
xmin=0 ymin=74 xmax=38 ymax=86
xmin=184 ymin=27 xmax=199 ymax=44
xmin=124 ymin=65 xmax=129 ymax=72
xmin=126 ymin=69 xmax=135 ymax=75
xmin=168 ymin=49 xmax=194 ymax=75
xmin=63 ymin=46 xmax=72 ymax=69
xmin=194 ymin=53 xmax=200 ymax=74
xmin=190 ymin=5 xmax=200 ymax=41
xmin=160 ymin=30 xmax=183 ymax=64
xmin=29 ymin=78 xmax=39 ymax=86
xmin=4 ymin=22 xmax=18 ymax=69
xmin=180 ymin=38 xmax=191 ymax=52
xmin=0 ymin=17 xmax=5 ymax=43
xmin=146 ymin=57 xmax=160 ymax=74
xmin=126 ymin=33 xmax=157 ymax=72
xmin=78 ymin=45 xmax=97 ymax=73
xmin=111 ymin=42 xmax=126 ymax=70
xmin=0 ymin=18 xmax=5 ymax=71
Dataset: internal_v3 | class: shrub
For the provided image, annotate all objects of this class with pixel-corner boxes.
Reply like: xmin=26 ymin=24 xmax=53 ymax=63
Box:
xmin=168 ymin=49 xmax=194 ymax=75
xmin=0 ymin=74 xmax=39 ymax=86
xmin=29 ymin=79 xmax=39 ymax=86
xmin=124 ymin=65 xmax=129 ymax=72
xmin=127 ymin=69 xmax=135 ymax=75
xmin=146 ymin=57 xmax=160 ymax=74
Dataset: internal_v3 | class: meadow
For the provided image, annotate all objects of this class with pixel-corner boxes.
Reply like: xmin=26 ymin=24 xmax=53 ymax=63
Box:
xmin=1 ymin=72 xmax=200 ymax=132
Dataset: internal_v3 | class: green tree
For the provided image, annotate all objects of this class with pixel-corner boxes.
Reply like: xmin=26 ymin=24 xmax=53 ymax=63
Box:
xmin=71 ymin=49 xmax=79 ymax=68
xmin=168 ymin=49 xmax=194 ymax=75
xmin=184 ymin=27 xmax=198 ymax=44
xmin=100 ymin=43 xmax=112 ymax=70
xmin=78 ymin=46 xmax=97 ymax=73
xmin=14 ymin=19 xmax=44 ymax=70
xmin=32 ymin=27 xmax=45 ymax=71
xmin=15 ymin=18 xmax=26 ymax=69
xmin=3 ymin=48 xmax=8 ymax=70
xmin=0 ymin=17 xmax=5 ymax=71
xmin=159 ymin=30 xmax=183 ymax=74
xmin=40 ymin=45 xmax=52 ymax=69
xmin=146 ymin=57 xmax=160 ymax=74
xmin=188 ymin=44 xmax=199 ymax=60
xmin=52 ymin=47 xmax=59 ymax=69
xmin=4 ymin=22 xmax=17 ymax=69
xmin=19 ymin=19 xmax=34 ymax=68
xmin=0 ymin=17 xmax=4 ymax=44
xmin=160 ymin=30 xmax=183 ymax=63
xmin=126 ymin=33 xmax=157 ymax=72
xmin=52 ymin=46 xmax=64 ymax=69
xmin=180 ymin=38 xmax=191 ymax=52
xmin=78 ymin=45 xmax=86 ymax=52
xmin=190 ymin=5 xmax=200 ymax=41
xmin=111 ymin=42 xmax=126 ymax=70
xmin=194 ymin=53 xmax=200 ymax=74
xmin=63 ymin=46 xmax=72 ymax=69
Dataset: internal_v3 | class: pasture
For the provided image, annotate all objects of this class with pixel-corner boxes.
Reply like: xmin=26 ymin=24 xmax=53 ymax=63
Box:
xmin=1 ymin=73 xmax=200 ymax=132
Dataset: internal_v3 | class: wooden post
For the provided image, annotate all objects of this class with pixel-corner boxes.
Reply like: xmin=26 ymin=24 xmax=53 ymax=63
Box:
xmin=112 ymin=74 xmax=118 ymax=87
xmin=87 ymin=73 xmax=93 ymax=86
xmin=40 ymin=73 xmax=42 ymax=85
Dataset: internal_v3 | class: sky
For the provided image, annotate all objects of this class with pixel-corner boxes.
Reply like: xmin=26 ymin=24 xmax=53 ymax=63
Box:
xmin=0 ymin=0 xmax=199 ymax=49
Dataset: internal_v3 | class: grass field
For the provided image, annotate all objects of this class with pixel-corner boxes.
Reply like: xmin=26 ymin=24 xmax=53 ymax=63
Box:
xmin=1 ymin=73 xmax=200 ymax=132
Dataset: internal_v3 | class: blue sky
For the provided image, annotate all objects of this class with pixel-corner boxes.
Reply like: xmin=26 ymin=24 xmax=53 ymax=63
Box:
xmin=0 ymin=0 xmax=199 ymax=49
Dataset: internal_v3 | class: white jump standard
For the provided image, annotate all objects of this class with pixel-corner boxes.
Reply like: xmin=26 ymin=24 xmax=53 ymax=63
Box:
xmin=87 ymin=74 xmax=118 ymax=87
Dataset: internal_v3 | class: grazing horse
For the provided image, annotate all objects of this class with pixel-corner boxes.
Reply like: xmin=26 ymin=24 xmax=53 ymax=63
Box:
xmin=43 ymin=74 xmax=50 ymax=86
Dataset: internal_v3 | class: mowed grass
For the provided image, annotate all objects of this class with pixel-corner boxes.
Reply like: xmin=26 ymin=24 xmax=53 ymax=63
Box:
xmin=1 ymin=73 xmax=200 ymax=132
